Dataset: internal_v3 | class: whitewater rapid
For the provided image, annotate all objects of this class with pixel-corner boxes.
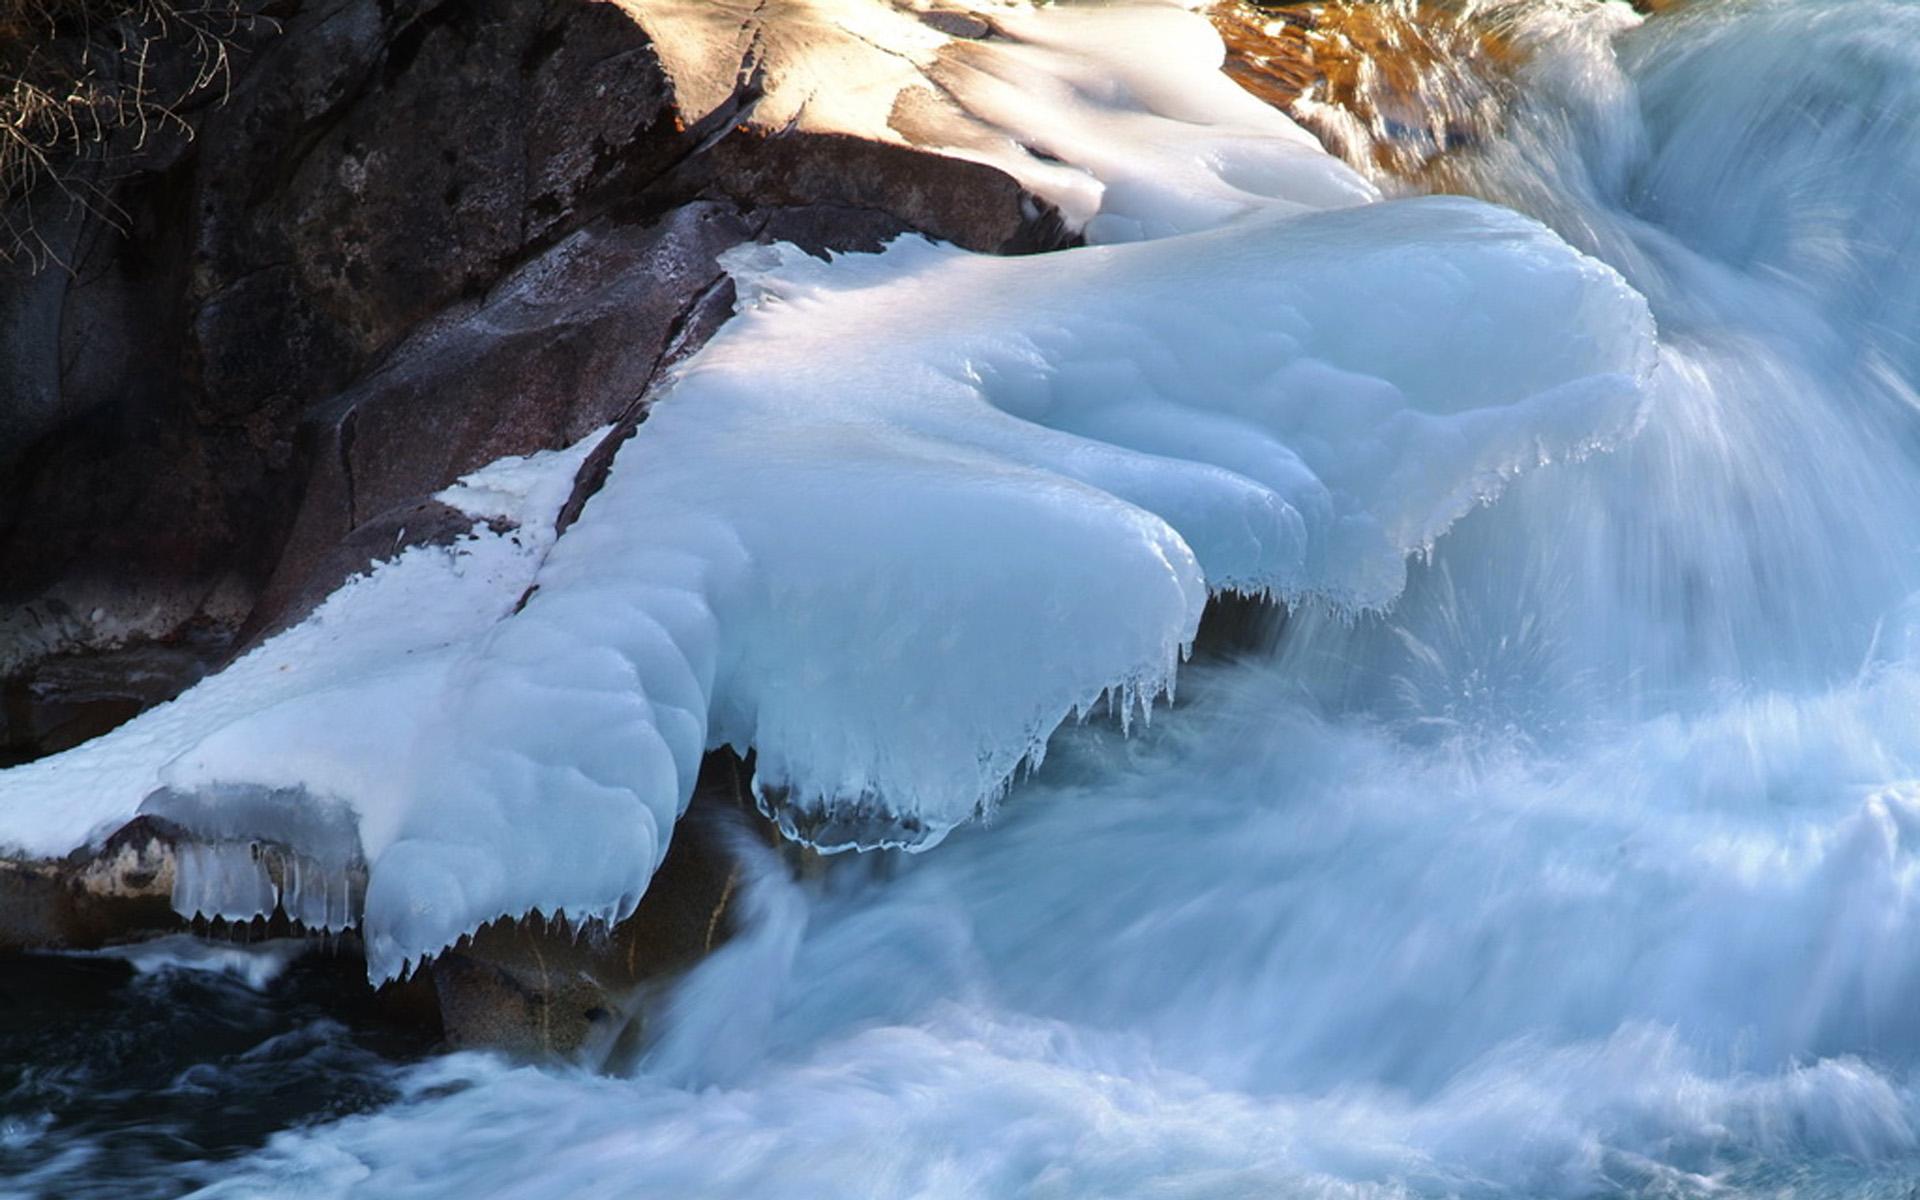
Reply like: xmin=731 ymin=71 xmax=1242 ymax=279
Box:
xmin=22 ymin=0 xmax=1920 ymax=1196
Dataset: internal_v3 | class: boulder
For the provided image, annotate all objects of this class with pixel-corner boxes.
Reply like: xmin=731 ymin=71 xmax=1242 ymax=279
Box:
xmin=0 ymin=817 xmax=183 ymax=952
xmin=0 ymin=0 xmax=1071 ymax=727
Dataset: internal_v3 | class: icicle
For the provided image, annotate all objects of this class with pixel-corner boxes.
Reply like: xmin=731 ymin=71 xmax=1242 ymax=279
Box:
xmin=171 ymin=841 xmax=277 ymax=925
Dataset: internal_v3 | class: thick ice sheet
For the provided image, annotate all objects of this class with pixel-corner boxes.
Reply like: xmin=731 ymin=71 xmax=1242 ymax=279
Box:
xmin=0 ymin=0 xmax=1652 ymax=981
xmin=359 ymin=191 xmax=1649 ymax=978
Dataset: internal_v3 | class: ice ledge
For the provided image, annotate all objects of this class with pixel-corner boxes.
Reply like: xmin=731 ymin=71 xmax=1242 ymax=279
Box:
xmin=0 ymin=3 xmax=1657 ymax=985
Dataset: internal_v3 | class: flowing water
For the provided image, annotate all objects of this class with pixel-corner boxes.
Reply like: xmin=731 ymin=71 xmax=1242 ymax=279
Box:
xmin=0 ymin=944 xmax=429 ymax=1199
xmin=17 ymin=0 xmax=1920 ymax=1195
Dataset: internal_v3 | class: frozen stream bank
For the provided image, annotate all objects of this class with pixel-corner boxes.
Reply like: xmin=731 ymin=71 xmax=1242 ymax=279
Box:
xmin=13 ymin=0 xmax=1920 ymax=1196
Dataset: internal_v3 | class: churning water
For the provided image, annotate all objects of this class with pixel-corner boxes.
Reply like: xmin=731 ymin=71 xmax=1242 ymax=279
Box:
xmin=19 ymin=1 xmax=1920 ymax=1196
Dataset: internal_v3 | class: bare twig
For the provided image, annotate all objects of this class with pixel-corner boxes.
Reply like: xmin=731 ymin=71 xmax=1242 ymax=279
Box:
xmin=0 ymin=0 xmax=271 ymax=270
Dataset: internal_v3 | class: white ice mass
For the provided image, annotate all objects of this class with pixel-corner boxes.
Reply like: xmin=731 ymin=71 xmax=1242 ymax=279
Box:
xmin=0 ymin=0 xmax=1656 ymax=981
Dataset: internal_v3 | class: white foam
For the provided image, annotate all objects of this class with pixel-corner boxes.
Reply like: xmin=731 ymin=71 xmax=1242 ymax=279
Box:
xmin=61 ymin=934 xmax=311 ymax=992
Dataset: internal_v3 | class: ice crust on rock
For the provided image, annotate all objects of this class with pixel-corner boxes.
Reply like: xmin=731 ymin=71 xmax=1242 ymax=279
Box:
xmin=142 ymin=785 xmax=366 ymax=931
xmin=0 ymin=435 xmax=598 ymax=868
xmin=629 ymin=0 xmax=1378 ymax=241
xmin=359 ymin=198 xmax=1652 ymax=977
xmin=0 ymin=0 xmax=1657 ymax=982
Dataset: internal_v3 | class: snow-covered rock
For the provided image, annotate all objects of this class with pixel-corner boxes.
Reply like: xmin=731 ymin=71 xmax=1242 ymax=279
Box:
xmin=632 ymin=0 xmax=1378 ymax=239
xmin=0 ymin=0 xmax=1658 ymax=984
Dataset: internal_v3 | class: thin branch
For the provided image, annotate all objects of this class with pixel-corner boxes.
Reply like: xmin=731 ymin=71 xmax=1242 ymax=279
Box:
xmin=0 ymin=0 xmax=274 ymax=269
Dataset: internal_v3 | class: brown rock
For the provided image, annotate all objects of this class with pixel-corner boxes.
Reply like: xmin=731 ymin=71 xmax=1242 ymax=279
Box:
xmin=1211 ymin=0 xmax=1518 ymax=182
xmin=424 ymin=759 xmax=752 ymax=1063
xmin=0 ymin=817 xmax=185 ymax=953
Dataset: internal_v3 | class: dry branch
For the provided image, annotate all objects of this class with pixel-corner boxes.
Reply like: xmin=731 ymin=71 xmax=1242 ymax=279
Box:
xmin=0 ymin=0 xmax=265 ymax=269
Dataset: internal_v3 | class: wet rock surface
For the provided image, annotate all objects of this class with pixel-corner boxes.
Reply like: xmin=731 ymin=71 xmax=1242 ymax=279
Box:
xmin=1212 ymin=0 xmax=1518 ymax=181
xmin=428 ymin=784 xmax=747 ymax=1064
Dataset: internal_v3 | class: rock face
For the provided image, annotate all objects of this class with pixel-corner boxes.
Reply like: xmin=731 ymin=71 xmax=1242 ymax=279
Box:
xmin=0 ymin=0 xmax=1071 ymax=754
xmin=0 ymin=817 xmax=181 ymax=952
xmin=0 ymin=0 xmax=1068 ymax=1047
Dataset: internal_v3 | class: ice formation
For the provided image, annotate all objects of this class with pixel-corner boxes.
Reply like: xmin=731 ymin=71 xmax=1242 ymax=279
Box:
xmin=0 ymin=435 xmax=598 ymax=894
xmin=0 ymin=0 xmax=1655 ymax=981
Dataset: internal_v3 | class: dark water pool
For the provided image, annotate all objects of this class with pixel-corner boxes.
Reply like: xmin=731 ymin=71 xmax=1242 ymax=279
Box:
xmin=0 ymin=944 xmax=434 ymax=1199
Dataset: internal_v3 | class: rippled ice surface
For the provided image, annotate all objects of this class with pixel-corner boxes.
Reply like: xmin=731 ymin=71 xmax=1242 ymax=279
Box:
xmin=28 ymin=0 xmax=1920 ymax=1196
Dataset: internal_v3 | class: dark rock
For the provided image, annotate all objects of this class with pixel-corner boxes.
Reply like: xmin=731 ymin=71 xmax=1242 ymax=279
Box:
xmin=245 ymin=200 xmax=756 ymax=638
xmin=919 ymin=10 xmax=996 ymax=40
xmin=0 ymin=0 xmax=1070 ymax=731
xmin=0 ymin=0 xmax=1078 ymax=1052
xmin=1 ymin=633 xmax=230 ymax=766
